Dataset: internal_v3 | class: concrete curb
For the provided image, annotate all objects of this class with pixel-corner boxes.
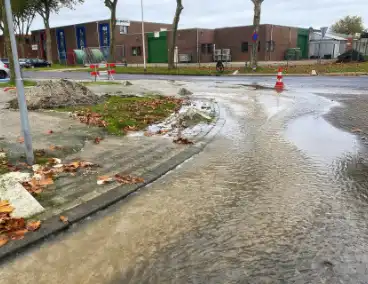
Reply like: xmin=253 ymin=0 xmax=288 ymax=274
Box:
xmin=0 ymin=102 xmax=225 ymax=263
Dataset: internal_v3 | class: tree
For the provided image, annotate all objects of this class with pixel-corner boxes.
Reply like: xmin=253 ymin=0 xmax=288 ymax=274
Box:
xmin=168 ymin=0 xmax=183 ymax=69
xmin=331 ymin=16 xmax=364 ymax=35
xmin=250 ymin=0 xmax=264 ymax=69
xmin=103 ymin=0 xmax=118 ymax=62
xmin=12 ymin=0 xmax=36 ymax=58
xmin=33 ymin=0 xmax=84 ymax=63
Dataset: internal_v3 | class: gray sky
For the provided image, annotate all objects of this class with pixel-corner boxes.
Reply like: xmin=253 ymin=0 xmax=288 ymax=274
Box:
xmin=30 ymin=0 xmax=368 ymax=31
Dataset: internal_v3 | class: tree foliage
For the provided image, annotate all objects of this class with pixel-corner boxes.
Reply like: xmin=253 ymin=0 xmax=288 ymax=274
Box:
xmin=331 ymin=16 xmax=365 ymax=35
xmin=33 ymin=0 xmax=84 ymax=62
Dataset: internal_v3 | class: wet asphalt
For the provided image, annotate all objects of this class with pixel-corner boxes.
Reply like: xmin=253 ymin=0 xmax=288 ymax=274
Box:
xmin=2 ymin=74 xmax=368 ymax=283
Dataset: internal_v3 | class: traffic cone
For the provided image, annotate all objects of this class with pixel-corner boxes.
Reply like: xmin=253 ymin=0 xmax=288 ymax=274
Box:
xmin=274 ymin=67 xmax=285 ymax=90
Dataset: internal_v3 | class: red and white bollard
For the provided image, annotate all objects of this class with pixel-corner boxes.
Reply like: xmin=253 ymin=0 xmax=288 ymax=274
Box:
xmin=274 ymin=67 xmax=285 ymax=91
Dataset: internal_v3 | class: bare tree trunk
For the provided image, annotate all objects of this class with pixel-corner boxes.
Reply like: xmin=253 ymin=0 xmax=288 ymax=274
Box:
xmin=250 ymin=1 xmax=262 ymax=69
xmin=2 ymin=5 xmax=15 ymax=84
xmin=109 ymin=2 xmax=117 ymax=63
xmin=168 ymin=0 xmax=183 ymax=69
xmin=44 ymin=19 xmax=53 ymax=63
xmin=17 ymin=37 xmax=26 ymax=58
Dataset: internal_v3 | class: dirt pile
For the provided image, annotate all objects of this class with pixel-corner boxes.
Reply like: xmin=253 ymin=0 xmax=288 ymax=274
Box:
xmin=8 ymin=79 xmax=100 ymax=110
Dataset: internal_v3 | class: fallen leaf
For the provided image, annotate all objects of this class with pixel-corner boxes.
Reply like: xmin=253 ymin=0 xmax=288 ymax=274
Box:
xmin=38 ymin=177 xmax=54 ymax=186
xmin=47 ymin=130 xmax=54 ymax=134
xmin=0 ymin=236 xmax=9 ymax=247
xmin=0 ymin=200 xmax=9 ymax=208
xmin=59 ymin=215 xmax=69 ymax=224
xmin=97 ymin=175 xmax=114 ymax=185
xmin=69 ymin=161 xmax=80 ymax=169
xmin=114 ymin=174 xmax=144 ymax=184
xmin=8 ymin=229 xmax=28 ymax=240
xmin=94 ymin=137 xmax=103 ymax=144
xmin=173 ymin=137 xmax=194 ymax=145
xmin=17 ymin=137 xmax=24 ymax=143
xmin=48 ymin=158 xmax=62 ymax=165
xmin=3 ymin=218 xmax=25 ymax=231
xmin=0 ymin=205 xmax=14 ymax=213
xmin=80 ymin=161 xmax=96 ymax=168
xmin=351 ymin=128 xmax=362 ymax=133
xmin=26 ymin=220 xmax=41 ymax=231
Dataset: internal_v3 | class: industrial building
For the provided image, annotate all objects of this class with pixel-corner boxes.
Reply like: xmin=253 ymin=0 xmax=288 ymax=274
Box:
xmin=29 ymin=19 xmax=311 ymax=64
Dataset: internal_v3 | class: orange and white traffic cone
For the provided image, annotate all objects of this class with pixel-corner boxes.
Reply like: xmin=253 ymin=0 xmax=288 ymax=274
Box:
xmin=274 ymin=67 xmax=285 ymax=91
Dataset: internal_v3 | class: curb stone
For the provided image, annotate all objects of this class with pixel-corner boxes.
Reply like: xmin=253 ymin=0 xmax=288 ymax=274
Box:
xmin=0 ymin=101 xmax=225 ymax=263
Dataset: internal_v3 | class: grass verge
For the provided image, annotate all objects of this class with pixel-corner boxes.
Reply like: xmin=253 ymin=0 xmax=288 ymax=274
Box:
xmin=58 ymin=95 xmax=182 ymax=135
xmin=240 ymin=61 xmax=368 ymax=74
xmin=0 ymin=80 xmax=37 ymax=88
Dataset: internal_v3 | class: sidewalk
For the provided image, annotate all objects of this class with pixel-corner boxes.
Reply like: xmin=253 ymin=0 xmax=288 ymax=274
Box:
xmin=0 ymin=81 xmax=223 ymax=259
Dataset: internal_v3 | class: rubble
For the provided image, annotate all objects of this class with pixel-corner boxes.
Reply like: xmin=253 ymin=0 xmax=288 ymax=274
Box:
xmin=178 ymin=88 xmax=193 ymax=96
xmin=122 ymin=81 xmax=133 ymax=86
xmin=8 ymin=79 xmax=101 ymax=110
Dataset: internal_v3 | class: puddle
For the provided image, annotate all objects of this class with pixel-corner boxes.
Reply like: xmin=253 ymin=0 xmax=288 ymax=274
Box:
xmin=286 ymin=114 xmax=357 ymax=163
xmin=258 ymin=94 xmax=294 ymax=119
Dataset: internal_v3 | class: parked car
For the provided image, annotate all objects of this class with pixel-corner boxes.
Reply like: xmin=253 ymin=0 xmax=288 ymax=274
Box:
xmin=19 ymin=58 xmax=31 ymax=68
xmin=25 ymin=58 xmax=52 ymax=68
xmin=336 ymin=49 xmax=365 ymax=63
xmin=0 ymin=60 xmax=10 ymax=79
xmin=0 ymin=58 xmax=30 ymax=69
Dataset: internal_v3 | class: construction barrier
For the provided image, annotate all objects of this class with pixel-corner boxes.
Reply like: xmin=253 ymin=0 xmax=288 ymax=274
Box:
xmin=89 ymin=63 xmax=116 ymax=81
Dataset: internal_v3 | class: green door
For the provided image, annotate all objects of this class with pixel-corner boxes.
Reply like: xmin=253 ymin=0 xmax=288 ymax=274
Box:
xmin=297 ymin=29 xmax=309 ymax=59
xmin=147 ymin=31 xmax=168 ymax=63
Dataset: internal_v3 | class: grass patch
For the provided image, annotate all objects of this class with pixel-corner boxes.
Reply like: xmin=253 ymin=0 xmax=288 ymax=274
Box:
xmin=81 ymin=66 xmax=231 ymax=76
xmin=59 ymin=95 xmax=182 ymax=135
xmin=31 ymin=64 xmax=86 ymax=71
xmin=0 ymin=80 xmax=37 ymax=88
xmin=240 ymin=61 xmax=368 ymax=74
xmin=0 ymin=157 xmax=10 ymax=174
xmin=82 ymin=81 xmax=121 ymax=86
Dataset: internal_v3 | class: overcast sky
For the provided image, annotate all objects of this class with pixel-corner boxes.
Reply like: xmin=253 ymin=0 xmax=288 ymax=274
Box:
xmin=30 ymin=0 xmax=368 ymax=31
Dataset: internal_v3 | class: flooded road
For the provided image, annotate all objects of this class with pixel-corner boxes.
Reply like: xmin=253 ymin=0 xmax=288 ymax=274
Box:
xmin=2 ymin=80 xmax=368 ymax=283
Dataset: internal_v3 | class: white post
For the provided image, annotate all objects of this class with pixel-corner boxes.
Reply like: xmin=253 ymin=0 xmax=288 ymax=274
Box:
xmin=141 ymin=0 xmax=147 ymax=71
xmin=4 ymin=0 xmax=34 ymax=164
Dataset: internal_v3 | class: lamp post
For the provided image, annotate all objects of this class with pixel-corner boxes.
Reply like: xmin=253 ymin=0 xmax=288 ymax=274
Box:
xmin=140 ymin=0 xmax=147 ymax=71
xmin=4 ymin=0 xmax=34 ymax=165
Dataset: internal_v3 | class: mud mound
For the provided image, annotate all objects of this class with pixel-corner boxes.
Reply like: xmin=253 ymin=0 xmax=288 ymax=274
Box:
xmin=8 ymin=79 xmax=100 ymax=110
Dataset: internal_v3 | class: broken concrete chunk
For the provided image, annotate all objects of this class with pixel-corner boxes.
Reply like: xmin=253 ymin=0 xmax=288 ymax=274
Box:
xmin=178 ymin=88 xmax=193 ymax=96
xmin=0 ymin=172 xmax=45 ymax=218
xmin=122 ymin=81 xmax=133 ymax=86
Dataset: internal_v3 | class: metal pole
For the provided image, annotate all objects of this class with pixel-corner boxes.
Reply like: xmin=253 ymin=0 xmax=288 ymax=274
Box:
xmin=4 ymin=0 xmax=34 ymax=164
xmin=140 ymin=0 xmax=147 ymax=71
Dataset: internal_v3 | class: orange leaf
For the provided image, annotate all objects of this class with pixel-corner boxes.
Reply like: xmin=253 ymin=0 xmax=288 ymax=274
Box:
xmin=94 ymin=137 xmax=103 ymax=144
xmin=17 ymin=137 xmax=24 ymax=143
xmin=26 ymin=220 xmax=41 ymax=231
xmin=0 ymin=236 xmax=9 ymax=247
xmin=0 ymin=205 xmax=14 ymax=213
xmin=8 ymin=229 xmax=28 ymax=240
xmin=59 ymin=215 xmax=69 ymax=224
xmin=69 ymin=161 xmax=80 ymax=169
xmin=39 ymin=178 xmax=54 ymax=186
xmin=0 ymin=200 xmax=10 ymax=208
xmin=97 ymin=175 xmax=113 ymax=185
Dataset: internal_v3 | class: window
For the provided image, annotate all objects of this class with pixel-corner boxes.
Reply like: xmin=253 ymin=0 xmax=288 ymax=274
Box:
xmin=201 ymin=43 xmax=213 ymax=54
xmin=120 ymin=26 xmax=128 ymax=34
xmin=132 ymin=46 xmax=142 ymax=56
xmin=25 ymin=38 xmax=30 ymax=44
xmin=241 ymin=42 xmax=248 ymax=52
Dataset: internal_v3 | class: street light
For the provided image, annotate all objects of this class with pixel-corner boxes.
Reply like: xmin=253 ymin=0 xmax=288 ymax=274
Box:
xmin=140 ymin=0 xmax=147 ymax=71
xmin=4 ymin=0 xmax=34 ymax=164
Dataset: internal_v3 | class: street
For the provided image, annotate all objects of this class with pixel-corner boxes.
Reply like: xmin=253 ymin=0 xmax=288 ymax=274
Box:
xmin=1 ymin=74 xmax=368 ymax=283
